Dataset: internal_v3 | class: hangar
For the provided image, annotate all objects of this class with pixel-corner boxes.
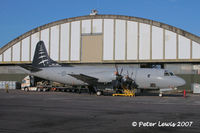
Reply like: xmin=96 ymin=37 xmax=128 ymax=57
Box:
xmin=0 ymin=13 xmax=200 ymax=89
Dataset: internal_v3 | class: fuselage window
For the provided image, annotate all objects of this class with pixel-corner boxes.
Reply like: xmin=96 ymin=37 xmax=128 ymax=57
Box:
xmin=164 ymin=72 xmax=170 ymax=76
xmin=147 ymin=74 xmax=151 ymax=78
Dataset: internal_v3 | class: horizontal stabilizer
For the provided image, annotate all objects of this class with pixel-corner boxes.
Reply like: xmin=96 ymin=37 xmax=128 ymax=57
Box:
xmin=19 ymin=65 xmax=42 ymax=72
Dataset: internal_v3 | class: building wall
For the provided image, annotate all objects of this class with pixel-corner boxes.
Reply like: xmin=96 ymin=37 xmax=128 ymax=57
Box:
xmin=0 ymin=15 xmax=200 ymax=64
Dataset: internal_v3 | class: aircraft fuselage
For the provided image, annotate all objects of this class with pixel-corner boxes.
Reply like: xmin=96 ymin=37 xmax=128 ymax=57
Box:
xmin=28 ymin=65 xmax=185 ymax=89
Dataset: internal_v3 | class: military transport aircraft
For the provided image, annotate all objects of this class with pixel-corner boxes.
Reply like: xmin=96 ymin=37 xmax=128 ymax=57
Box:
xmin=20 ymin=41 xmax=185 ymax=95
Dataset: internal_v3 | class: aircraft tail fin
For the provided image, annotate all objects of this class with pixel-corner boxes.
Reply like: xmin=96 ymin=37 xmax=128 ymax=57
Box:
xmin=32 ymin=41 xmax=60 ymax=68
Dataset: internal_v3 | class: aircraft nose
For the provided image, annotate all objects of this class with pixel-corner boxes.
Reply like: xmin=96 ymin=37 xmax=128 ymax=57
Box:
xmin=177 ymin=77 xmax=186 ymax=86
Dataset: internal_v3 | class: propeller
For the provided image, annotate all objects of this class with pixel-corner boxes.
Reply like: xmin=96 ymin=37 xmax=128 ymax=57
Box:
xmin=123 ymin=71 xmax=133 ymax=88
xmin=114 ymin=65 xmax=123 ymax=75
xmin=113 ymin=65 xmax=138 ymax=90
xmin=123 ymin=70 xmax=138 ymax=89
xmin=113 ymin=65 xmax=124 ymax=89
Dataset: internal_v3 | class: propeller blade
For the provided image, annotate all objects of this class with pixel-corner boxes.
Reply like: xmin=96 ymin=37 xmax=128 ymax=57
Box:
xmin=115 ymin=64 xmax=119 ymax=74
xmin=127 ymin=70 xmax=129 ymax=77
xmin=131 ymin=72 xmax=133 ymax=78
xmin=120 ymin=67 xmax=123 ymax=75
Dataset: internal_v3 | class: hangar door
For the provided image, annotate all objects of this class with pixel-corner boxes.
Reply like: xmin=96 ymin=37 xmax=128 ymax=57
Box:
xmin=81 ymin=35 xmax=103 ymax=62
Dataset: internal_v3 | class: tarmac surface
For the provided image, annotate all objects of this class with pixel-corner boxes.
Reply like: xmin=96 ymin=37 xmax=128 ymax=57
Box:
xmin=0 ymin=90 xmax=200 ymax=133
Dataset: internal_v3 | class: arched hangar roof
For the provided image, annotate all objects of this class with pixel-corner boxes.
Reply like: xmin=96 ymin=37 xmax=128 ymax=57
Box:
xmin=0 ymin=14 xmax=200 ymax=64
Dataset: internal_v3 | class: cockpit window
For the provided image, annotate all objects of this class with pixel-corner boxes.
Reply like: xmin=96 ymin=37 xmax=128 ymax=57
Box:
xmin=164 ymin=72 xmax=170 ymax=76
xmin=164 ymin=70 xmax=175 ymax=76
xmin=169 ymin=72 xmax=174 ymax=76
xmin=164 ymin=70 xmax=170 ymax=76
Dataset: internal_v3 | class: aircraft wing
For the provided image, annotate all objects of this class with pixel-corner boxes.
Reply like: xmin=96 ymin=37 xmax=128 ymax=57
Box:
xmin=68 ymin=74 xmax=98 ymax=85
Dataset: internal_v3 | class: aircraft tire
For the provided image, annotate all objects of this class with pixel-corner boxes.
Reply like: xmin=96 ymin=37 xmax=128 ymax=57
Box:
xmin=96 ymin=91 xmax=102 ymax=96
xmin=24 ymin=87 xmax=29 ymax=92
xmin=37 ymin=88 xmax=41 ymax=92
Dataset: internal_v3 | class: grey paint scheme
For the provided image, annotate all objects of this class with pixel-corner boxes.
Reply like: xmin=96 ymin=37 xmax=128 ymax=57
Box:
xmin=21 ymin=41 xmax=185 ymax=90
xmin=24 ymin=65 xmax=185 ymax=89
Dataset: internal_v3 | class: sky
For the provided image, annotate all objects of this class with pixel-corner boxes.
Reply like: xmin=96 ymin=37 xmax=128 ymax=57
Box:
xmin=0 ymin=0 xmax=199 ymax=48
